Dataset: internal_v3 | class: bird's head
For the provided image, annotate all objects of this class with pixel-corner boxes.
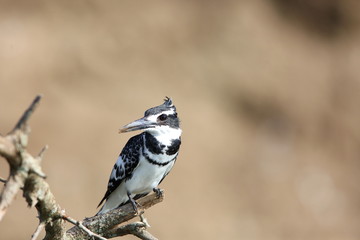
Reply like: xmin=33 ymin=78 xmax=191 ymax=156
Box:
xmin=119 ymin=97 xmax=180 ymax=135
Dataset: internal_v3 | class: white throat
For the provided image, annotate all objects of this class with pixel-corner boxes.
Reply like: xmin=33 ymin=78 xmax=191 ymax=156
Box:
xmin=146 ymin=126 xmax=182 ymax=146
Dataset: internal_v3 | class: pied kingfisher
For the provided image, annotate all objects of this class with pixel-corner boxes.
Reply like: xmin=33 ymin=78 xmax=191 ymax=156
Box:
xmin=97 ymin=97 xmax=182 ymax=214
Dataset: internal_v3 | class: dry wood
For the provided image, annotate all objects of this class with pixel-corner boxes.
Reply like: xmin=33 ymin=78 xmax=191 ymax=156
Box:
xmin=0 ymin=95 xmax=163 ymax=240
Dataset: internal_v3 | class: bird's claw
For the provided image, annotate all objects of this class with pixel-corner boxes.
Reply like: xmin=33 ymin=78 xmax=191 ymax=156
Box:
xmin=153 ymin=188 xmax=163 ymax=198
xmin=128 ymin=193 xmax=141 ymax=214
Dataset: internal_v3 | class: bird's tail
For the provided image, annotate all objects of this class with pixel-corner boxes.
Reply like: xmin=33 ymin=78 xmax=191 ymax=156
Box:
xmin=96 ymin=192 xmax=150 ymax=215
xmin=96 ymin=185 xmax=129 ymax=215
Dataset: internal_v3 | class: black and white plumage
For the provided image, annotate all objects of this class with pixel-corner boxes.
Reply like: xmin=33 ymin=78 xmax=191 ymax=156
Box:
xmin=97 ymin=97 xmax=181 ymax=214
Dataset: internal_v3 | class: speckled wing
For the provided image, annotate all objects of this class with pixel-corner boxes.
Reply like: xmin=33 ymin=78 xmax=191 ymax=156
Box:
xmin=97 ymin=134 xmax=143 ymax=208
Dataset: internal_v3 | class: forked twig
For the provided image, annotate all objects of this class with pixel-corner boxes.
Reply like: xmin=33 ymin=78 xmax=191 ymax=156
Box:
xmin=62 ymin=214 xmax=107 ymax=240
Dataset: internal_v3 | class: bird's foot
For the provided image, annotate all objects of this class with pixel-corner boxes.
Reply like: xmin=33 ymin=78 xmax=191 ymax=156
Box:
xmin=153 ymin=188 xmax=163 ymax=198
xmin=130 ymin=198 xmax=140 ymax=214
xmin=127 ymin=193 xmax=140 ymax=214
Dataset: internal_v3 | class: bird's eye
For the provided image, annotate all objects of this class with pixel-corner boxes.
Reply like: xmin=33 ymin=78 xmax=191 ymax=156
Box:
xmin=158 ymin=114 xmax=167 ymax=121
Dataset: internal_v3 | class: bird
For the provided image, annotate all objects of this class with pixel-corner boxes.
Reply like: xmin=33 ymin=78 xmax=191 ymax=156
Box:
xmin=97 ymin=97 xmax=182 ymax=214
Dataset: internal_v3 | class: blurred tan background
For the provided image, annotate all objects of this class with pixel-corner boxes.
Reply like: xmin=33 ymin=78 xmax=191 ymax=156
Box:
xmin=1 ymin=0 xmax=360 ymax=239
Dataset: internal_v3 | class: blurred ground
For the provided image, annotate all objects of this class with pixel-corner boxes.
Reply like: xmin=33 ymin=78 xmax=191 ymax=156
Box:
xmin=1 ymin=0 xmax=360 ymax=239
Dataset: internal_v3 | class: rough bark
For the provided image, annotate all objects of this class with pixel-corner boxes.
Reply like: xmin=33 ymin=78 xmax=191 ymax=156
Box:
xmin=0 ymin=95 xmax=162 ymax=240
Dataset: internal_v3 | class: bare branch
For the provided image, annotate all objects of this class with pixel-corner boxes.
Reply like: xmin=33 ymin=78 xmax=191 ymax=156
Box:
xmin=1 ymin=95 xmax=164 ymax=240
xmin=0 ymin=177 xmax=24 ymax=191
xmin=0 ymin=95 xmax=66 ymax=239
xmin=0 ymin=135 xmax=16 ymax=161
xmin=0 ymin=167 xmax=28 ymax=220
xmin=66 ymin=192 xmax=164 ymax=240
xmin=37 ymin=145 xmax=49 ymax=161
xmin=31 ymin=221 xmax=46 ymax=240
xmin=11 ymin=94 xmax=42 ymax=133
xmin=31 ymin=145 xmax=49 ymax=179
xmin=0 ymin=95 xmax=43 ymax=220
xmin=103 ymin=222 xmax=158 ymax=240
xmin=23 ymin=173 xmax=66 ymax=240
xmin=62 ymin=214 xmax=107 ymax=240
